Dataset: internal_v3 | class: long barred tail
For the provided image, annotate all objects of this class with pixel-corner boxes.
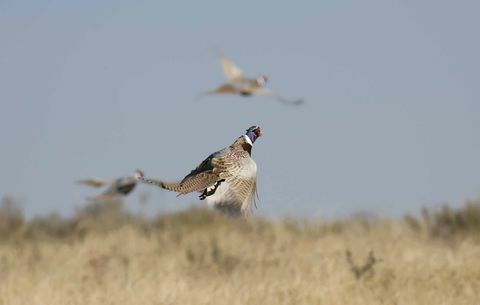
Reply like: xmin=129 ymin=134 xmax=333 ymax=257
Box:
xmin=134 ymin=170 xmax=183 ymax=193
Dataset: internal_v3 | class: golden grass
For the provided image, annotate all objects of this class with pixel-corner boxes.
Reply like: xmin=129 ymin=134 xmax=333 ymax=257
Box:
xmin=0 ymin=200 xmax=479 ymax=305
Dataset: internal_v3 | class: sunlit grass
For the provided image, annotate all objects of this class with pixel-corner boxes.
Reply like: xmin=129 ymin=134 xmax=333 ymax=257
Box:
xmin=0 ymin=197 xmax=479 ymax=304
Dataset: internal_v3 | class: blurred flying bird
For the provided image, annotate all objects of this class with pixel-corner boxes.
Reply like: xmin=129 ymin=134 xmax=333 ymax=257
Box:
xmin=202 ymin=56 xmax=303 ymax=106
xmin=77 ymin=170 xmax=142 ymax=201
xmin=135 ymin=126 xmax=262 ymax=217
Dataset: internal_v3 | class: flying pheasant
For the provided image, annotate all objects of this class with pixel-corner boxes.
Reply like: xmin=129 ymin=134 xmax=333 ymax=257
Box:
xmin=77 ymin=170 xmax=142 ymax=201
xmin=135 ymin=126 xmax=262 ymax=217
xmin=203 ymin=56 xmax=303 ymax=106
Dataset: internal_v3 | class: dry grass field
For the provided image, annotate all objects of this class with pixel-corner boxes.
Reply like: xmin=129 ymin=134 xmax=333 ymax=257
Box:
xmin=0 ymin=198 xmax=480 ymax=305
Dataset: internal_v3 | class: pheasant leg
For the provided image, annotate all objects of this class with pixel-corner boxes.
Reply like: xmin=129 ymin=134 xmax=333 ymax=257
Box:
xmin=199 ymin=179 xmax=225 ymax=200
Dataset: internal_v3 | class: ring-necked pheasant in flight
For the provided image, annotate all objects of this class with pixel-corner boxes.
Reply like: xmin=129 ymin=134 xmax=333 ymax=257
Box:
xmin=77 ymin=170 xmax=142 ymax=201
xmin=135 ymin=126 xmax=262 ymax=217
xmin=203 ymin=56 xmax=303 ymax=106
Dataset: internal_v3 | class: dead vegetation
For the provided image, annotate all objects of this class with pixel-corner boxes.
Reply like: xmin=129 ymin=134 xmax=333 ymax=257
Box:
xmin=0 ymin=197 xmax=480 ymax=304
xmin=345 ymin=250 xmax=382 ymax=280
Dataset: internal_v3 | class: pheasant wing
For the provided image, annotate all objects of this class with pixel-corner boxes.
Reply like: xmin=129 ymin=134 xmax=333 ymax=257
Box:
xmin=209 ymin=157 xmax=258 ymax=217
xmin=76 ymin=179 xmax=113 ymax=188
xmin=86 ymin=183 xmax=122 ymax=202
xmin=135 ymin=149 xmax=229 ymax=195
xmin=220 ymin=56 xmax=245 ymax=82
xmin=114 ymin=178 xmax=137 ymax=195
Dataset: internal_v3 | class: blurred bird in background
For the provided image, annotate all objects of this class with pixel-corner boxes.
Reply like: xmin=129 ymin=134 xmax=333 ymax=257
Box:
xmin=135 ymin=126 xmax=262 ymax=217
xmin=202 ymin=56 xmax=303 ymax=106
xmin=76 ymin=170 xmax=143 ymax=201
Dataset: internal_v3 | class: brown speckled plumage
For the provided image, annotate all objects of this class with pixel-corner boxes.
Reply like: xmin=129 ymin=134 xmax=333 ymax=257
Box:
xmin=135 ymin=127 xmax=262 ymax=217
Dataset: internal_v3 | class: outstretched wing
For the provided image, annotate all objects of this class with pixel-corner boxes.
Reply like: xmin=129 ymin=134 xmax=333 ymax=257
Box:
xmin=113 ymin=178 xmax=137 ymax=195
xmin=220 ymin=56 xmax=245 ymax=82
xmin=85 ymin=178 xmax=136 ymax=201
xmin=201 ymin=83 xmax=238 ymax=96
xmin=177 ymin=171 xmax=219 ymax=195
xmin=93 ymin=187 xmax=120 ymax=200
xmin=85 ymin=184 xmax=121 ymax=202
xmin=179 ymin=146 xmax=234 ymax=193
xmin=135 ymin=148 xmax=229 ymax=195
xmin=76 ymin=179 xmax=113 ymax=188
xmin=176 ymin=153 xmax=219 ymax=194
xmin=135 ymin=170 xmax=217 ymax=195
xmin=207 ymin=157 xmax=258 ymax=217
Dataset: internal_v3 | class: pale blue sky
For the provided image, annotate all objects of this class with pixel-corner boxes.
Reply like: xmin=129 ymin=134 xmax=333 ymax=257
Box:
xmin=1 ymin=0 xmax=479 ymax=218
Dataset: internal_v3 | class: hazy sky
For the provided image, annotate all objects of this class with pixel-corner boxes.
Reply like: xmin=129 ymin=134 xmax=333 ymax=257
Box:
xmin=1 ymin=0 xmax=479 ymax=218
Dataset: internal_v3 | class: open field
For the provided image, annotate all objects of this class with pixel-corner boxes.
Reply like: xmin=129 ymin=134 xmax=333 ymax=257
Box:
xmin=0 ymin=199 xmax=480 ymax=305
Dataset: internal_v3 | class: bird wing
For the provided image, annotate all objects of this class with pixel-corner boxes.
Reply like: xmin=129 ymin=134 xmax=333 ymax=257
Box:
xmin=177 ymin=171 xmax=220 ymax=195
xmin=76 ymin=179 xmax=113 ymax=188
xmin=114 ymin=178 xmax=137 ymax=195
xmin=135 ymin=149 xmax=230 ymax=195
xmin=81 ymin=177 xmax=136 ymax=201
xmin=254 ymin=88 xmax=304 ymax=106
xmin=220 ymin=56 xmax=245 ymax=82
xmin=135 ymin=170 xmax=218 ymax=195
xmin=208 ymin=156 xmax=258 ymax=217
xmin=85 ymin=183 xmax=122 ymax=201
xmin=201 ymin=83 xmax=239 ymax=96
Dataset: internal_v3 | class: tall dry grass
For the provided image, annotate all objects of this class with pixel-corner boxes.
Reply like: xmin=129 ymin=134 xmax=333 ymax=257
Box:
xmin=0 ymin=197 xmax=479 ymax=305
